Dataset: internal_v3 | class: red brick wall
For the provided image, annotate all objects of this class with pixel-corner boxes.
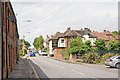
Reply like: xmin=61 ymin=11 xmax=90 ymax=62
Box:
xmin=2 ymin=2 xmax=19 ymax=79
xmin=54 ymin=48 xmax=65 ymax=60
xmin=65 ymin=37 xmax=71 ymax=48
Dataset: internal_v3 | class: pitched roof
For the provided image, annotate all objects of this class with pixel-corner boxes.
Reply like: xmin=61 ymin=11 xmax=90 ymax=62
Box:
xmin=91 ymin=32 xmax=113 ymax=41
xmin=49 ymin=32 xmax=63 ymax=40
xmin=57 ymin=28 xmax=96 ymax=38
xmin=64 ymin=30 xmax=81 ymax=37
xmin=75 ymin=30 xmax=84 ymax=36
xmin=50 ymin=28 xmax=96 ymax=40
xmin=114 ymin=35 xmax=120 ymax=40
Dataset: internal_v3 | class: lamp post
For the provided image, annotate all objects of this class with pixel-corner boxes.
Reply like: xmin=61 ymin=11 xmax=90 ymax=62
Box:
xmin=19 ymin=20 xmax=31 ymax=56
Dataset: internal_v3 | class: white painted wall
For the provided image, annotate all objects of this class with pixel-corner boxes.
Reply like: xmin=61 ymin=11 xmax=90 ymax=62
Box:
xmin=82 ymin=35 xmax=96 ymax=46
xmin=43 ymin=42 xmax=47 ymax=48
xmin=49 ymin=40 xmax=53 ymax=55
xmin=58 ymin=38 xmax=66 ymax=47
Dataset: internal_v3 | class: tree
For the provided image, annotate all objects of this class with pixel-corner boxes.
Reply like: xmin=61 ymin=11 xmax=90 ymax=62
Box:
xmin=68 ymin=36 xmax=92 ymax=54
xmin=33 ymin=36 xmax=44 ymax=50
xmin=20 ymin=39 xmax=31 ymax=49
xmin=19 ymin=39 xmax=31 ymax=57
xmin=108 ymin=40 xmax=120 ymax=50
xmin=70 ymin=36 xmax=83 ymax=48
xmin=94 ymin=39 xmax=106 ymax=51
xmin=83 ymin=40 xmax=92 ymax=51
xmin=112 ymin=31 xmax=120 ymax=35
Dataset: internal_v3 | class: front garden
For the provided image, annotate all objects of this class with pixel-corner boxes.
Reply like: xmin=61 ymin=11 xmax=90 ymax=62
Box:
xmin=61 ymin=36 xmax=120 ymax=64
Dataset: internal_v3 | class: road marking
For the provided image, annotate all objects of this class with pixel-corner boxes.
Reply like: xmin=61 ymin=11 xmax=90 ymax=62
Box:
xmin=71 ymin=70 xmax=85 ymax=75
xmin=36 ymin=56 xmax=66 ymax=69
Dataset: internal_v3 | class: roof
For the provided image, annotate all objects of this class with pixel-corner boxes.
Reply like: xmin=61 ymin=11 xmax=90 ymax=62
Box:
xmin=114 ymin=35 xmax=120 ymax=40
xmin=75 ymin=30 xmax=84 ymax=36
xmin=49 ymin=32 xmax=63 ymax=40
xmin=64 ymin=30 xmax=81 ymax=37
xmin=91 ymin=32 xmax=114 ymax=41
xmin=49 ymin=28 xmax=96 ymax=40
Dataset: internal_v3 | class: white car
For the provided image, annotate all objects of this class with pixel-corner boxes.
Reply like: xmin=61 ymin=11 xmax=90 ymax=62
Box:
xmin=105 ymin=56 xmax=120 ymax=68
xmin=39 ymin=50 xmax=48 ymax=56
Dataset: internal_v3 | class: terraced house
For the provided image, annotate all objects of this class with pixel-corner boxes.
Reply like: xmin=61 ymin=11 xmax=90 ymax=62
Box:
xmin=0 ymin=0 xmax=19 ymax=79
xmin=48 ymin=27 xmax=96 ymax=60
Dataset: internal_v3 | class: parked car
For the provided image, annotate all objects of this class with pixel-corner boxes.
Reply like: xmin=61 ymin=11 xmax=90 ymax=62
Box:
xmin=39 ymin=50 xmax=48 ymax=56
xmin=29 ymin=52 xmax=36 ymax=57
xmin=105 ymin=56 xmax=120 ymax=69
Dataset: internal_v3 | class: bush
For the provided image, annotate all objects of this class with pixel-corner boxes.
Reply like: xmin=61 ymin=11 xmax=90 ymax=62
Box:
xmin=63 ymin=53 xmax=69 ymax=60
xmin=19 ymin=49 xmax=27 ymax=58
xmin=82 ymin=52 xmax=100 ymax=64
xmin=76 ymin=59 xmax=83 ymax=63
xmin=100 ymin=53 xmax=119 ymax=64
xmin=60 ymin=49 xmax=69 ymax=60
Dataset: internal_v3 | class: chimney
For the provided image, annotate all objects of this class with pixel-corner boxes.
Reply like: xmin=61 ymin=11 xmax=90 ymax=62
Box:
xmin=84 ymin=28 xmax=88 ymax=30
xmin=51 ymin=35 xmax=53 ymax=38
xmin=104 ymin=30 xmax=106 ymax=32
xmin=67 ymin=27 xmax=71 ymax=30
xmin=57 ymin=32 xmax=60 ymax=33
xmin=46 ymin=35 xmax=49 ymax=38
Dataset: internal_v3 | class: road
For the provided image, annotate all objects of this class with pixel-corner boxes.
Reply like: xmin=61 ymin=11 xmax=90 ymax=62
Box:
xmin=28 ymin=56 xmax=118 ymax=79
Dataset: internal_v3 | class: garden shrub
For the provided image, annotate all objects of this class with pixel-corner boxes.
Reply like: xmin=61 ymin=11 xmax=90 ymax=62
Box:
xmin=100 ymin=53 xmax=119 ymax=64
xmin=82 ymin=52 xmax=100 ymax=64
xmin=63 ymin=53 xmax=69 ymax=60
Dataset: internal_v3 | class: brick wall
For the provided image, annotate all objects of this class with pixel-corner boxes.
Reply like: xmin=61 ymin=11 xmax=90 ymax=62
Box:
xmin=1 ymin=1 xmax=19 ymax=79
xmin=54 ymin=48 xmax=65 ymax=60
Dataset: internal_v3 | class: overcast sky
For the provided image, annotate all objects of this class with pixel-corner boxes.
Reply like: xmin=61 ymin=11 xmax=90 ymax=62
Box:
xmin=11 ymin=0 xmax=118 ymax=48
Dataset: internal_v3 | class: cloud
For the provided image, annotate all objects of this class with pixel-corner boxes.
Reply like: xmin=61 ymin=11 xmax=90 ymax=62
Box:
xmin=11 ymin=1 xmax=118 ymax=48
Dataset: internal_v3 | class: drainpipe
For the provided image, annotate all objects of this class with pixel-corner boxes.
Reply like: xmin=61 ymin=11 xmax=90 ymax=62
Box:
xmin=0 ymin=1 xmax=3 ymax=80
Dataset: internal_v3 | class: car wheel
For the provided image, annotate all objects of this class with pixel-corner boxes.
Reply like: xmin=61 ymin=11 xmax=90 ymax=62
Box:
xmin=110 ymin=66 xmax=114 ymax=68
xmin=115 ymin=63 xmax=120 ymax=69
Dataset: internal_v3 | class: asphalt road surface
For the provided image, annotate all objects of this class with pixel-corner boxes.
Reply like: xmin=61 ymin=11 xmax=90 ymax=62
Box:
xmin=28 ymin=56 xmax=118 ymax=79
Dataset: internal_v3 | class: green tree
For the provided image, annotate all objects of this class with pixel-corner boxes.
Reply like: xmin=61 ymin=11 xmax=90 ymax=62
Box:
xmin=84 ymin=40 xmax=92 ymax=50
xmin=20 ymin=39 xmax=31 ymax=49
xmin=68 ymin=36 xmax=92 ymax=54
xmin=112 ymin=31 xmax=120 ymax=35
xmin=33 ymin=36 xmax=44 ymax=50
xmin=108 ymin=40 xmax=120 ymax=50
xmin=94 ymin=39 xmax=106 ymax=51
xmin=70 ymin=36 xmax=83 ymax=48
xmin=19 ymin=39 xmax=31 ymax=57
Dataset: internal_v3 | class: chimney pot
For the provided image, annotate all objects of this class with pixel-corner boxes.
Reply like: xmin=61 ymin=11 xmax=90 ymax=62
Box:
xmin=104 ymin=30 xmax=106 ymax=32
xmin=67 ymin=27 xmax=71 ymax=30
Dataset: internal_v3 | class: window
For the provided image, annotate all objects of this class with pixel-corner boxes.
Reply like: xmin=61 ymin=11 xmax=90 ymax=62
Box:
xmin=61 ymin=39 xmax=64 ymax=43
xmin=117 ymin=57 xmax=120 ymax=59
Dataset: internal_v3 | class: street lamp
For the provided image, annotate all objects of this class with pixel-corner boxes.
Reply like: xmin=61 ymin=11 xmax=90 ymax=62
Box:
xmin=19 ymin=20 xmax=31 ymax=56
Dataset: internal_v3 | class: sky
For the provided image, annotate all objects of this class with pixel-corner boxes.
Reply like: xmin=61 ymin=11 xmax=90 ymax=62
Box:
xmin=11 ymin=0 xmax=119 ymax=48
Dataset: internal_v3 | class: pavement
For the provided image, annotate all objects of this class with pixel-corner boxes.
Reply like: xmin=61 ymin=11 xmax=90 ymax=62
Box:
xmin=8 ymin=55 xmax=39 ymax=79
xmin=29 ymin=56 xmax=118 ymax=79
